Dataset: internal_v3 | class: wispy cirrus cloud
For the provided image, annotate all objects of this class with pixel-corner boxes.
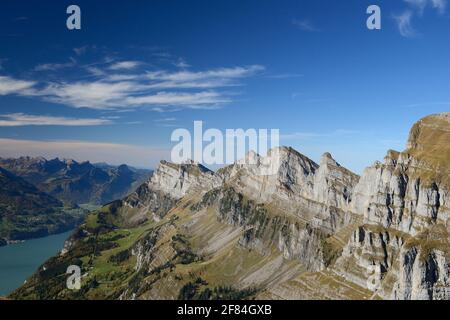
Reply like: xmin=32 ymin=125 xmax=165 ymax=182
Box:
xmin=404 ymin=0 xmax=429 ymax=14
xmin=34 ymin=58 xmax=76 ymax=72
xmin=73 ymin=45 xmax=97 ymax=56
xmin=173 ymin=58 xmax=190 ymax=69
xmin=0 ymin=62 xmax=264 ymax=111
xmin=292 ymin=19 xmax=320 ymax=32
xmin=124 ymin=91 xmax=229 ymax=108
xmin=154 ymin=117 xmax=178 ymax=127
xmin=405 ymin=0 xmax=447 ymax=14
xmin=431 ymin=0 xmax=447 ymax=12
xmin=108 ymin=60 xmax=142 ymax=70
xmin=394 ymin=11 xmax=416 ymax=38
xmin=0 ymin=76 xmax=35 ymax=95
xmin=265 ymin=73 xmax=303 ymax=79
xmin=395 ymin=0 xmax=447 ymax=37
xmin=154 ymin=117 xmax=176 ymax=122
xmin=0 ymin=113 xmax=113 ymax=127
xmin=143 ymin=65 xmax=264 ymax=89
xmin=145 ymin=65 xmax=263 ymax=82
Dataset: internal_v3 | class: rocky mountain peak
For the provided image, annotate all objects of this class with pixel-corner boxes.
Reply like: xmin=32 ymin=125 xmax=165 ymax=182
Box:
xmin=148 ymin=160 xmax=219 ymax=199
xmin=383 ymin=149 xmax=400 ymax=166
xmin=406 ymin=111 xmax=450 ymax=174
xmin=319 ymin=152 xmax=343 ymax=169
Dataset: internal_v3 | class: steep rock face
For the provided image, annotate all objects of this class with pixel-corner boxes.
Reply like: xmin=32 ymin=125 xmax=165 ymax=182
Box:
xmin=395 ymin=246 xmax=449 ymax=300
xmin=218 ymin=147 xmax=360 ymax=233
xmin=148 ymin=160 xmax=220 ymax=199
xmin=93 ymin=160 xmax=222 ymax=227
xmin=350 ymin=112 xmax=450 ymax=236
xmin=334 ymin=225 xmax=406 ymax=290
xmin=313 ymin=152 xmax=359 ymax=211
xmin=351 ymin=151 xmax=448 ymax=235
xmin=193 ymin=186 xmax=326 ymax=271
xmin=335 ymin=112 xmax=450 ymax=300
xmin=218 ymin=147 xmax=318 ymax=203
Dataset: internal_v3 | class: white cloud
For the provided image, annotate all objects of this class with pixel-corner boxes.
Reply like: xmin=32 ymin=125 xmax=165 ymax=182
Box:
xmin=0 ymin=113 xmax=113 ymax=126
xmin=34 ymin=61 xmax=75 ymax=72
xmin=143 ymin=65 xmax=264 ymax=89
xmin=0 ymin=138 xmax=169 ymax=169
xmin=0 ymin=64 xmax=263 ymax=110
xmin=35 ymin=81 xmax=227 ymax=110
xmin=146 ymin=65 xmax=264 ymax=82
xmin=73 ymin=45 xmax=95 ymax=56
xmin=85 ymin=66 xmax=106 ymax=76
xmin=397 ymin=0 xmax=447 ymax=37
xmin=154 ymin=117 xmax=178 ymax=127
xmin=404 ymin=0 xmax=447 ymax=13
xmin=0 ymin=76 xmax=35 ymax=95
xmin=292 ymin=19 xmax=320 ymax=32
xmin=174 ymin=58 xmax=190 ymax=68
xmin=106 ymin=74 xmax=141 ymax=82
xmin=404 ymin=0 xmax=429 ymax=14
xmin=40 ymin=80 xmax=141 ymax=109
xmin=431 ymin=0 xmax=447 ymax=12
xmin=265 ymin=73 xmax=303 ymax=79
xmin=108 ymin=61 xmax=142 ymax=70
xmin=154 ymin=117 xmax=176 ymax=122
xmin=394 ymin=11 xmax=416 ymax=38
xmin=124 ymin=91 xmax=229 ymax=108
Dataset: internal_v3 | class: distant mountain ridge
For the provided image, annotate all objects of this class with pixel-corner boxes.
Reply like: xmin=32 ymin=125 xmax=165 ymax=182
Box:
xmin=0 ymin=157 xmax=152 ymax=206
xmin=0 ymin=167 xmax=85 ymax=245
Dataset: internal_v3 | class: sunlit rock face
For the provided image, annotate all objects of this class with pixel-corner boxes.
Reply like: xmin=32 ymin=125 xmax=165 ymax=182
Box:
xmin=335 ymin=112 xmax=450 ymax=300
xmin=147 ymin=160 xmax=220 ymax=199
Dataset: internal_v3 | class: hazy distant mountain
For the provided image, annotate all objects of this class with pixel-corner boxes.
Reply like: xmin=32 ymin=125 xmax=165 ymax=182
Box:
xmin=0 ymin=167 xmax=85 ymax=245
xmin=11 ymin=112 xmax=450 ymax=300
xmin=0 ymin=157 xmax=152 ymax=206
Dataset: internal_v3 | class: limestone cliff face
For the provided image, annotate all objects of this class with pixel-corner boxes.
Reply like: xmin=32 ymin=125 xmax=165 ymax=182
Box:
xmin=334 ymin=224 xmax=449 ymax=300
xmin=313 ymin=152 xmax=359 ymax=211
xmin=119 ymin=160 xmax=221 ymax=223
xmin=351 ymin=150 xmax=448 ymax=235
xmin=334 ymin=112 xmax=450 ymax=300
xmin=148 ymin=160 xmax=220 ymax=199
xmin=188 ymin=147 xmax=361 ymax=272
xmin=217 ymin=147 xmax=318 ymax=203
xmin=219 ymin=147 xmax=359 ymax=225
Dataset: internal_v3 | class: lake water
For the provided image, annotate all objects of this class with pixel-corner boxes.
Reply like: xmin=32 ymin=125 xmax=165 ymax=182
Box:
xmin=0 ymin=230 xmax=73 ymax=296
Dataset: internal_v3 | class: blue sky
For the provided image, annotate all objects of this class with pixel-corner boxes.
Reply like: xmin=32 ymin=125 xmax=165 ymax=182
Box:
xmin=0 ymin=0 xmax=449 ymax=172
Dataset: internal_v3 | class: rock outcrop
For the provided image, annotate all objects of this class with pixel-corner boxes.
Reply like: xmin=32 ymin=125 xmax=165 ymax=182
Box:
xmin=333 ymin=112 xmax=450 ymax=300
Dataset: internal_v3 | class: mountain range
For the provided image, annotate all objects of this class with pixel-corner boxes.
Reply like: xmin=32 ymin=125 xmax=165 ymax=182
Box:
xmin=9 ymin=112 xmax=450 ymax=300
xmin=0 ymin=157 xmax=151 ymax=206
xmin=0 ymin=167 xmax=85 ymax=245
xmin=0 ymin=158 xmax=151 ymax=245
